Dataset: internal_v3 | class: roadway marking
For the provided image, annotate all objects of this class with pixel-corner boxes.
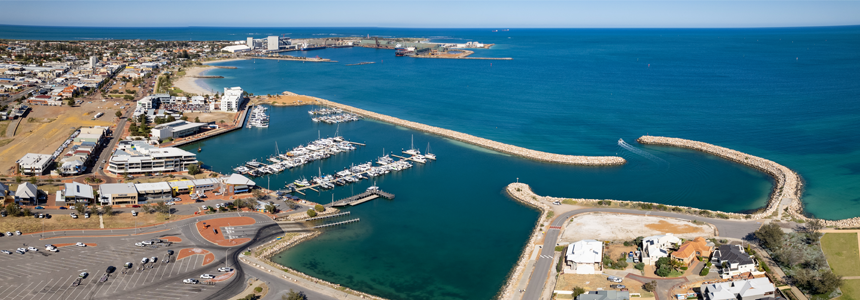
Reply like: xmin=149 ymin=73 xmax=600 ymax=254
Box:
xmin=13 ymin=280 xmax=41 ymax=299
xmin=30 ymin=278 xmax=55 ymax=300
xmin=540 ymin=255 xmax=553 ymax=259
xmin=5 ymin=282 xmax=34 ymax=300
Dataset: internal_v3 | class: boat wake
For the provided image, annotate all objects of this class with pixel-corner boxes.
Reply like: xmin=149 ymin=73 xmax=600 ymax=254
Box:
xmin=618 ymin=138 xmax=667 ymax=164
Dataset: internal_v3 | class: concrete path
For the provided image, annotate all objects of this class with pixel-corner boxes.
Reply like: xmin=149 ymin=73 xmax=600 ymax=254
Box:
xmin=240 ymin=255 xmax=364 ymax=300
xmin=5 ymin=118 xmax=20 ymax=137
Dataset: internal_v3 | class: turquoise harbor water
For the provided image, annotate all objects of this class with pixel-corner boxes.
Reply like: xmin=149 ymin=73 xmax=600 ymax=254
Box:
xmin=4 ymin=25 xmax=859 ymax=300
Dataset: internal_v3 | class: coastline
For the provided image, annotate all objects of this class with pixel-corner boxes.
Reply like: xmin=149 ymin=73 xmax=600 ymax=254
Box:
xmin=173 ymin=66 xmax=215 ymax=96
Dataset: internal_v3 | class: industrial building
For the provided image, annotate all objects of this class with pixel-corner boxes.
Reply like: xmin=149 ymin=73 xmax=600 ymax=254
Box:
xmin=151 ymin=120 xmax=207 ymax=140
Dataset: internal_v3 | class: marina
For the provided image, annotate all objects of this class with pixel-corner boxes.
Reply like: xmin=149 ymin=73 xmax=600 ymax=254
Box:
xmin=330 ymin=186 xmax=396 ymax=207
xmin=304 ymin=211 xmax=352 ymax=221
xmin=233 ymin=135 xmax=361 ymax=177
xmin=313 ymin=218 xmax=361 ymax=229
xmin=248 ymin=105 xmax=270 ymax=128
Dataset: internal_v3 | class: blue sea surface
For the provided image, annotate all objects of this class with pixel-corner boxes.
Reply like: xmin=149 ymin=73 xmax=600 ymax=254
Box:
xmin=3 ymin=25 xmax=860 ymax=300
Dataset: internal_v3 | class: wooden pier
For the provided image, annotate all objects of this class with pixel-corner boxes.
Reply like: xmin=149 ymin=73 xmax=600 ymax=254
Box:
xmin=304 ymin=211 xmax=351 ymax=221
xmin=330 ymin=189 xmax=395 ymax=207
xmin=313 ymin=218 xmax=360 ymax=229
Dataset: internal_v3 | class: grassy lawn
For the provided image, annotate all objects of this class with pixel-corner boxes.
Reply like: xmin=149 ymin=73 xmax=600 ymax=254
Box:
xmin=0 ymin=215 xmax=101 ymax=233
xmin=840 ymin=279 xmax=860 ymax=300
xmin=820 ymin=233 xmax=860 ymax=277
xmin=102 ymin=212 xmax=193 ymax=229
xmin=0 ymin=138 xmax=13 ymax=147
xmin=0 ymin=120 xmax=9 ymax=137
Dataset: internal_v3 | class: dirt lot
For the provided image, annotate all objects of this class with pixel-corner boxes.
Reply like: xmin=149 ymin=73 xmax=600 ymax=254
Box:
xmin=102 ymin=212 xmax=193 ymax=229
xmin=183 ymin=111 xmax=235 ymax=123
xmin=0 ymin=214 xmax=101 ymax=233
xmin=561 ymin=213 xmax=713 ymax=243
xmin=606 ymin=244 xmax=638 ymax=260
xmin=0 ymin=99 xmax=122 ymax=175
xmin=555 ymin=274 xmax=654 ymax=299
xmin=252 ymin=93 xmax=320 ymax=107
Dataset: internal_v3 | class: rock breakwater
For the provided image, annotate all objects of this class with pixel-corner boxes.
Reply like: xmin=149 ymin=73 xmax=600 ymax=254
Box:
xmin=498 ymin=183 xmax=551 ymax=300
xmin=637 ymin=135 xmax=860 ymax=227
xmin=307 ymin=97 xmax=626 ymax=166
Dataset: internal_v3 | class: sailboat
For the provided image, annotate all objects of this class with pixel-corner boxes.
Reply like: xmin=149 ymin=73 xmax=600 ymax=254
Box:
xmin=424 ymin=143 xmax=436 ymax=160
xmin=403 ymin=134 xmax=420 ymax=156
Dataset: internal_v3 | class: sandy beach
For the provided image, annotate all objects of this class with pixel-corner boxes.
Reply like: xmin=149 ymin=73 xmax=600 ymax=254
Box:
xmin=173 ymin=66 xmax=215 ymax=96
xmin=173 ymin=58 xmax=247 ymax=96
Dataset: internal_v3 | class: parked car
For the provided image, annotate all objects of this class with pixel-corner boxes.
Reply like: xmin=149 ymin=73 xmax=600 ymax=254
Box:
xmin=607 ymin=276 xmax=622 ymax=283
xmin=5 ymin=231 xmax=12 ymax=236
xmin=610 ymin=284 xmax=627 ymax=289
xmin=132 ymin=205 xmax=140 ymax=208
xmin=183 ymin=278 xmax=199 ymax=284
xmin=141 ymin=257 xmax=149 ymax=263
xmin=135 ymin=242 xmax=145 ymax=247
xmin=150 ymin=257 xmax=157 ymax=263
xmin=131 ymin=210 xmax=138 ymax=216
xmin=218 ymin=267 xmax=233 ymax=272
xmin=15 ymin=231 xmax=21 ymax=235
xmin=59 ymin=206 xmax=68 ymax=210
xmin=84 ymin=213 xmax=90 ymax=219
xmin=199 ymin=274 xmax=215 ymax=279
xmin=201 ymin=205 xmax=208 ymax=210
xmin=1 ymin=250 xmax=11 ymax=254
xmin=70 ymin=213 xmax=78 ymax=219
xmin=16 ymin=250 xmax=25 ymax=255
xmin=79 ymin=272 xmax=88 ymax=278
xmin=141 ymin=240 xmax=153 ymax=245
xmin=75 ymin=242 xmax=86 ymax=247
xmin=47 ymin=246 xmax=58 ymax=252
xmin=35 ymin=206 xmax=44 ymax=209
xmin=27 ymin=246 xmax=38 ymax=251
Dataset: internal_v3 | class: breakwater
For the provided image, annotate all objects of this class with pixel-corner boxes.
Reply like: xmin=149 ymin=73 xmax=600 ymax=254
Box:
xmin=498 ymin=183 xmax=551 ymax=300
xmin=302 ymin=96 xmax=625 ymax=166
xmin=637 ymin=135 xmax=860 ymax=227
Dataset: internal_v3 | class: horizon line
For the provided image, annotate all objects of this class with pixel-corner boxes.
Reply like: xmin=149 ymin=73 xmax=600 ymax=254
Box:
xmin=2 ymin=24 xmax=860 ymax=30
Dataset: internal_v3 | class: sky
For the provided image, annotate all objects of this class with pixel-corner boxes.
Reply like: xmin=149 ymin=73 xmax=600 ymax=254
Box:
xmin=1 ymin=0 xmax=859 ymax=28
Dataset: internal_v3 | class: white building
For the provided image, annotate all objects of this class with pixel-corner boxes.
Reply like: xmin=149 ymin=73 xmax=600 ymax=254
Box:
xmin=221 ymin=45 xmax=251 ymax=53
xmin=107 ymin=141 xmax=198 ymax=175
xmin=98 ymin=183 xmax=139 ymax=205
xmin=565 ymin=240 xmax=603 ymax=274
xmin=134 ymin=182 xmax=172 ymax=203
xmin=247 ymin=37 xmax=255 ymax=50
xmin=702 ymin=277 xmax=775 ymax=300
xmin=15 ymin=182 xmax=38 ymax=205
xmin=89 ymin=56 xmax=98 ymax=68
xmin=712 ymin=245 xmax=757 ymax=278
xmin=151 ymin=120 xmax=206 ymax=141
xmin=220 ymin=87 xmax=244 ymax=112
xmin=64 ymin=182 xmax=94 ymax=204
xmin=17 ymin=153 xmax=54 ymax=176
xmin=267 ymin=36 xmax=279 ymax=51
xmin=641 ymin=233 xmax=681 ymax=265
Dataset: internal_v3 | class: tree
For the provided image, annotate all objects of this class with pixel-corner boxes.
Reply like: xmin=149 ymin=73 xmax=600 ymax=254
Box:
xmin=252 ymin=189 xmax=264 ymax=199
xmin=755 ymin=223 xmax=785 ymax=250
xmin=572 ymin=287 xmax=586 ymax=299
xmin=194 ymin=116 xmax=200 ymax=123
xmin=5 ymin=203 xmax=20 ymax=217
xmin=181 ymin=115 xmax=188 ymax=121
xmin=74 ymin=202 xmax=86 ymax=215
xmin=306 ymin=209 xmax=317 ymax=218
xmin=282 ymin=289 xmax=307 ymax=300
xmin=140 ymin=204 xmax=151 ymax=214
xmin=187 ymin=164 xmax=200 ymax=175
xmin=167 ymin=115 xmax=176 ymax=122
xmin=67 ymin=99 xmax=74 ymax=106
xmin=28 ymin=177 xmax=37 ymax=184
xmin=88 ymin=205 xmax=99 ymax=215
xmin=15 ymin=176 xmax=22 ymax=183
xmin=155 ymin=201 xmax=170 ymax=214
xmin=265 ymin=204 xmax=276 ymax=214
xmin=643 ymin=280 xmax=657 ymax=292
xmin=115 ymin=110 xmax=122 ymax=118
xmin=314 ymin=204 xmax=324 ymax=212
xmin=102 ymin=205 xmax=113 ymax=216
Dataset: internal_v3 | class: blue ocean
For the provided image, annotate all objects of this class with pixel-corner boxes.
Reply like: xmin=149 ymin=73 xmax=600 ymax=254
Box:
xmin=3 ymin=25 xmax=859 ymax=300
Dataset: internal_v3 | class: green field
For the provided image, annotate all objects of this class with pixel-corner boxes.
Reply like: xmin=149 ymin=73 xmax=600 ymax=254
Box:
xmin=820 ymin=232 xmax=860 ymax=277
xmin=840 ymin=279 xmax=860 ymax=300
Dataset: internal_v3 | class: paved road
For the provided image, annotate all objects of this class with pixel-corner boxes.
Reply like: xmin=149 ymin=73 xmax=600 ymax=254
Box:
xmin=520 ymin=207 xmax=766 ymax=300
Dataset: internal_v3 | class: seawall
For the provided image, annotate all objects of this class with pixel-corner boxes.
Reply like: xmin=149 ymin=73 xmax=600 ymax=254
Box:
xmin=497 ymin=183 xmax=551 ymax=300
xmin=308 ymin=98 xmax=626 ymax=166
xmin=637 ymin=135 xmax=860 ymax=227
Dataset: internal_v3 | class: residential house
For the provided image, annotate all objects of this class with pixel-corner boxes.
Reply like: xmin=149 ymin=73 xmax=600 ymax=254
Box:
xmin=702 ymin=277 xmax=775 ymax=300
xmin=641 ymin=233 xmax=681 ymax=265
xmin=577 ymin=290 xmax=630 ymax=300
xmin=15 ymin=182 xmax=38 ymax=205
xmin=712 ymin=245 xmax=756 ymax=278
xmin=670 ymin=237 xmax=714 ymax=266
xmin=98 ymin=183 xmax=139 ymax=205
xmin=64 ymin=182 xmax=94 ymax=204
xmin=565 ymin=240 xmax=603 ymax=274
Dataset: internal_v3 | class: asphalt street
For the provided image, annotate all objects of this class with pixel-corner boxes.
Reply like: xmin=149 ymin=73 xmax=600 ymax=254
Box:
xmin=520 ymin=207 xmax=767 ymax=300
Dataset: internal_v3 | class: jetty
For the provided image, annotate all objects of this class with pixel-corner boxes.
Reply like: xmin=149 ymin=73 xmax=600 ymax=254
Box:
xmin=304 ymin=211 xmax=351 ymax=221
xmin=345 ymin=62 xmax=375 ymax=66
xmin=313 ymin=218 xmax=360 ymax=229
xmin=250 ymin=56 xmax=336 ymax=63
xmin=306 ymin=98 xmax=625 ymax=166
xmin=330 ymin=189 xmax=395 ymax=207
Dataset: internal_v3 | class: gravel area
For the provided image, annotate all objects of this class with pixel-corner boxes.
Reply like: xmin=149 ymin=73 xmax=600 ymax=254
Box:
xmin=560 ymin=213 xmax=713 ymax=242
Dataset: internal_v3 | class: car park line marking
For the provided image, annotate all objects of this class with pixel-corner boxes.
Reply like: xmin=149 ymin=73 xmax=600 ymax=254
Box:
xmin=69 ymin=271 xmax=100 ymax=300
xmin=4 ymin=282 xmax=31 ymax=299
xmin=29 ymin=278 xmax=55 ymax=300
xmin=12 ymin=281 xmax=39 ymax=299
xmin=0 ymin=283 xmax=19 ymax=296
xmin=43 ymin=276 xmax=76 ymax=300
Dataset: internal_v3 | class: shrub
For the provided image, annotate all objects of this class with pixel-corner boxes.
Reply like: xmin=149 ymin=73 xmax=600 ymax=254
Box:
xmin=314 ymin=204 xmax=324 ymax=212
xmin=639 ymin=203 xmax=653 ymax=210
xmin=555 ymin=246 xmax=566 ymax=252
xmin=634 ymin=263 xmax=645 ymax=271
xmin=672 ymin=207 xmax=683 ymax=212
xmin=643 ymin=281 xmax=657 ymax=292
xmin=656 ymin=204 xmax=668 ymax=211
xmin=254 ymin=286 xmax=263 ymax=293
xmin=700 ymin=267 xmax=710 ymax=276
xmin=699 ymin=210 xmax=712 ymax=217
xmin=306 ymin=209 xmax=317 ymax=217
xmin=716 ymin=213 xmax=729 ymax=219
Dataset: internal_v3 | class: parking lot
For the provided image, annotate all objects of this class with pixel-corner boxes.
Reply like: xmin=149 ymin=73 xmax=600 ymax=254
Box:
xmin=0 ymin=213 xmax=275 ymax=300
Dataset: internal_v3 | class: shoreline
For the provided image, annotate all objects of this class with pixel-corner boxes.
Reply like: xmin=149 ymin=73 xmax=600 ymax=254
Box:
xmin=173 ymin=66 xmax=215 ymax=96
